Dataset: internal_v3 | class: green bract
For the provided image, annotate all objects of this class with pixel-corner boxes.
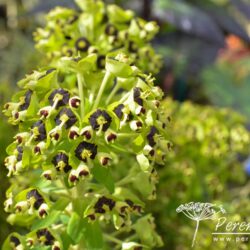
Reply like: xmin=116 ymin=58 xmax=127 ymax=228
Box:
xmin=2 ymin=2 xmax=169 ymax=246
xmin=34 ymin=0 xmax=162 ymax=75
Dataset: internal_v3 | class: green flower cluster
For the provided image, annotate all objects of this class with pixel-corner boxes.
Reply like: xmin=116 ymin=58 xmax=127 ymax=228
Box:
xmin=34 ymin=0 xmax=162 ymax=74
xmin=2 ymin=1 xmax=168 ymax=249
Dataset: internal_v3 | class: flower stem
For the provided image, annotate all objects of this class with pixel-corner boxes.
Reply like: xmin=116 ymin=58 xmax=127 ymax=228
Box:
xmin=77 ymin=73 xmax=85 ymax=119
xmin=104 ymin=234 xmax=123 ymax=245
xmin=106 ymin=82 xmax=120 ymax=105
xmin=116 ymin=174 xmax=134 ymax=186
xmin=93 ymin=71 xmax=112 ymax=110
xmin=192 ymin=220 xmax=200 ymax=247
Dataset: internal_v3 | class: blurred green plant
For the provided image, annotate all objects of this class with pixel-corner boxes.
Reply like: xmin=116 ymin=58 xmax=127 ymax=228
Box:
xmin=153 ymin=98 xmax=250 ymax=249
xmin=0 ymin=32 xmax=42 ymax=85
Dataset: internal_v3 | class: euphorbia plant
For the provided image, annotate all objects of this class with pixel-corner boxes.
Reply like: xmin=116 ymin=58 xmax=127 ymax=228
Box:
xmin=2 ymin=1 xmax=169 ymax=249
xmin=34 ymin=0 xmax=162 ymax=75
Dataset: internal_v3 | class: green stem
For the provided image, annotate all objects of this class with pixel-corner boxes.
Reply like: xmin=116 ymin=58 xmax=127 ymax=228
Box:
xmin=119 ymin=92 xmax=130 ymax=103
xmin=77 ymin=73 xmax=85 ymax=119
xmin=93 ymin=71 xmax=112 ymax=110
xmin=104 ymin=234 xmax=123 ymax=245
xmin=124 ymin=234 xmax=137 ymax=242
xmin=116 ymin=174 xmax=134 ymax=186
xmin=106 ymin=82 xmax=120 ymax=105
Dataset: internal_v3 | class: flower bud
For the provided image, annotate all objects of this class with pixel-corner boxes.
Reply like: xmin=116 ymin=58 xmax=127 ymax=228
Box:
xmin=52 ymin=242 xmax=61 ymax=250
xmin=100 ymin=157 xmax=110 ymax=166
xmin=115 ymin=201 xmax=129 ymax=214
xmin=69 ymin=96 xmax=81 ymax=109
xmin=147 ymin=100 xmax=160 ymax=109
xmin=143 ymin=144 xmax=155 ymax=157
xmin=69 ymin=169 xmax=79 ymax=184
xmin=87 ymin=214 xmax=96 ymax=221
xmin=135 ymin=106 xmax=146 ymax=116
xmin=39 ymin=106 xmax=53 ymax=119
xmin=42 ymin=170 xmax=54 ymax=180
xmin=49 ymin=126 xmax=62 ymax=142
xmin=68 ymin=126 xmax=80 ymax=140
xmin=98 ymin=153 xmax=112 ymax=166
xmin=5 ymin=155 xmax=17 ymax=176
xmin=12 ymin=110 xmax=27 ymax=123
xmin=3 ymin=102 xmax=19 ymax=115
xmin=4 ymin=197 xmax=13 ymax=212
xmin=14 ymin=132 xmax=30 ymax=144
xmin=129 ymin=120 xmax=143 ymax=131
xmin=34 ymin=141 xmax=46 ymax=155
xmin=38 ymin=203 xmax=49 ymax=218
xmin=81 ymin=126 xmax=93 ymax=140
xmin=88 ymin=46 xmax=98 ymax=54
xmin=77 ymin=164 xmax=90 ymax=178
xmin=26 ymin=238 xmax=34 ymax=247
xmin=15 ymin=201 xmax=29 ymax=213
xmin=105 ymin=131 xmax=117 ymax=143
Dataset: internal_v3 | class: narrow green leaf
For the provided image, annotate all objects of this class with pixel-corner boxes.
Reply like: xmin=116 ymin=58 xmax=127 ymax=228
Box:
xmin=2 ymin=235 xmax=12 ymax=250
xmin=67 ymin=212 xmax=84 ymax=244
xmin=52 ymin=197 xmax=70 ymax=211
xmin=60 ymin=231 xmax=73 ymax=250
xmin=22 ymin=147 xmax=31 ymax=168
xmin=31 ymin=211 xmax=61 ymax=231
xmin=26 ymin=93 xmax=39 ymax=117
xmin=83 ymin=220 xmax=103 ymax=250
